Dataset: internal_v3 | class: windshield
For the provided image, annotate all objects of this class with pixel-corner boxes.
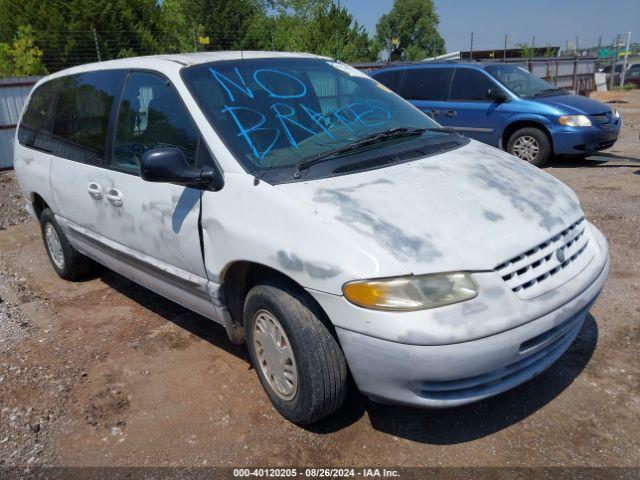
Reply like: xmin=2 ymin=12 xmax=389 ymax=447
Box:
xmin=182 ymin=58 xmax=447 ymax=175
xmin=485 ymin=65 xmax=561 ymax=98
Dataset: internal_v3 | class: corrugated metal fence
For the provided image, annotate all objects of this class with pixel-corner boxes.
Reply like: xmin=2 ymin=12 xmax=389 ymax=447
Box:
xmin=0 ymin=76 xmax=41 ymax=169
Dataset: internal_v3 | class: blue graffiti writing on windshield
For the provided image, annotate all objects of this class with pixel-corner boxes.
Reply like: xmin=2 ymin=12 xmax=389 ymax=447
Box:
xmin=210 ymin=67 xmax=393 ymax=161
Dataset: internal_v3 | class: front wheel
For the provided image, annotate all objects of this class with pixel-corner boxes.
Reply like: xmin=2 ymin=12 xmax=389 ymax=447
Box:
xmin=506 ymin=127 xmax=551 ymax=167
xmin=244 ymin=279 xmax=347 ymax=424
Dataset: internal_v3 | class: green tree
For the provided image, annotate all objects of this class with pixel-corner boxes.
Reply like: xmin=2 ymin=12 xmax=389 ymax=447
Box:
xmin=177 ymin=0 xmax=266 ymax=50
xmin=0 ymin=25 xmax=47 ymax=77
xmin=262 ymin=0 xmax=377 ymax=62
xmin=375 ymin=0 xmax=445 ymax=61
xmin=0 ymin=0 xmax=161 ymax=71
xmin=157 ymin=0 xmax=194 ymax=53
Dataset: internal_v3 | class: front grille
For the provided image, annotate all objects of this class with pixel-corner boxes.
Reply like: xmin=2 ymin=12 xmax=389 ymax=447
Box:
xmin=591 ymin=111 xmax=613 ymax=130
xmin=496 ymin=218 xmax=590 ymax=295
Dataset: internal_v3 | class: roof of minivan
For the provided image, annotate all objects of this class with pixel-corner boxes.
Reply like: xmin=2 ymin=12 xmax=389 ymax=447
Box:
xmin=44 ymin=51 xmax=330 ymax=80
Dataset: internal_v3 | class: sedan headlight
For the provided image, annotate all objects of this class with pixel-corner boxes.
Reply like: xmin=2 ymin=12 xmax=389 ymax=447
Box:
xmin=558 ymin=114 xmax=592 ymax=127
xmin=613 ymin=109 xmax=620 ymax=120
xmin=342 ymin=272 xmax=478 ymax=311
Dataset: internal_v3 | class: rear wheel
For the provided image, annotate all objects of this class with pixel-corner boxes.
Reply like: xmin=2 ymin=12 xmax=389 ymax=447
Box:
xmin=244 ymin=279 xmax=347 ymax=424
xmin=507 ymin=127 xmax=551 ymax=167
xmin=40 ymin=208 xmax=93 ymax=280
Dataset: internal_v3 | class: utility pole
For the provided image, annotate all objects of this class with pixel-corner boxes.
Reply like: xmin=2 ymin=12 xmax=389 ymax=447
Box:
xmin=194 ymin=27 xmax=198 ymax=53
xmin=610 ymin=36 xmax=616 ymax=91
xmin=620 ymin=31 xmax=631 ymax=88
xmin=532 ymin=35 xmax=535 ymax=55
xmin=469 ymin=32 xmax=474 ymax=62
xmin=92 ymin=28 xmax=101 ymax=62
xmin=503 ymin=34 xmax=507 ymax=62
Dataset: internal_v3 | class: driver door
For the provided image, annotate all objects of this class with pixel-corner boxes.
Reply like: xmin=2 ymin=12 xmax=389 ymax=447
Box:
xmin=440 ymin=67 xmax=508 ymax=147
xmin=95 ymin=71 xmax=215 ymax=318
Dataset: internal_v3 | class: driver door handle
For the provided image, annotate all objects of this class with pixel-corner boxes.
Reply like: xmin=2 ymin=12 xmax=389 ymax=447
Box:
xmin=105 ymin=188 xmax=123 ymax=207
xmin=87 ymin=182 xmax=102 ymax=200
xmin=444 ymin=110 xmax=457 ymax=118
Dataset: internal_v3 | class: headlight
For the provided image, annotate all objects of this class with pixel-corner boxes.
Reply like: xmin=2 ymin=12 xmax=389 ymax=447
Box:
xmin=342 ymin=272 xmax=478 ymax=311
xmin=558 ymin=115 xmax=592 ymax=127
xmin=613 ymin=109 xmax=620 ymax=120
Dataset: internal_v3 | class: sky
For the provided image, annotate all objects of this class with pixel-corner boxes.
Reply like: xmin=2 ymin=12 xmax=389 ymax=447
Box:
xmin=340 ymin=0 xmax=639 ymax=52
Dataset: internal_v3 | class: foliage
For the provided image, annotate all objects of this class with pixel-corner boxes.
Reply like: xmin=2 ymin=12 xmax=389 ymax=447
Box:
xmin=255 ymin=0 xmax=377 ymax=62
xmin=0 ymin=0 xmax=445 ymax=72
xmin=375 ymin=0 xmax=445 ymax=61
xmin=0 ymin=25 xmax=47 ymax=77
xmin=178 ymin=0 xmax=265 ymax=50
xmin=519 ymin=43 xmax=534 ymax=59
xmin=0 ymin=0 xmax=162 ymax=71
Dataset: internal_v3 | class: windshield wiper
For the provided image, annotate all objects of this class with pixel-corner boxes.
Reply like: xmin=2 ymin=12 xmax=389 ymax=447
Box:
xmin=292 ymin=127 xmax=455 ymax=178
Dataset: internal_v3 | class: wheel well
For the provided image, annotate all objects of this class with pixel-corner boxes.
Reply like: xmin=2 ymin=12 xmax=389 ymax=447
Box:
xmin=31 ymin=193 xmax=49 ymax=221
xmin=221 ymin=261 xmax=325 ymax=328
xmin=502 ymin=121 xmax=553 ymax=152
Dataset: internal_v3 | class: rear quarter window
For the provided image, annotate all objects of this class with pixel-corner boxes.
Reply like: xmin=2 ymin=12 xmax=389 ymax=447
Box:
xmin=17 ymin=79 xmax=62 ymax=152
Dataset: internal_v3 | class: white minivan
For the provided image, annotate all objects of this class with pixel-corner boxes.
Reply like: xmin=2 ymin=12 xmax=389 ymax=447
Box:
xmin=14 ymin=52 xmax=610 ymax=424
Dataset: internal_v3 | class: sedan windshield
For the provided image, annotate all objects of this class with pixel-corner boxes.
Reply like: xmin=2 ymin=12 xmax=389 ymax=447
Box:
xmin=485 ymin=64 xmax=564 ymax=98
xmin=182 ymin=58 xmax=450 ymax=175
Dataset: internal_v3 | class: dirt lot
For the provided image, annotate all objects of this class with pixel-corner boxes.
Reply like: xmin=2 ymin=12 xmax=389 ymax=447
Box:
xmin=1 ymin=89 xmax=639 ymax=470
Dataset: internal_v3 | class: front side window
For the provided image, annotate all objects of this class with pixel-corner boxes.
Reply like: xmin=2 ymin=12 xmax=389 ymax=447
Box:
xmin=50 ymin=70 xmax=125 ymax=165
xmin=449 ymin=68 xmax=497 ymax=101
xmin=485 ymin=65 xmax=561 ymax=98
xmin=399 ymin=68 xmax=453 ymax=101
xmin=111 ymin=72 xmax=199 ymax=173
xmin=182 ymin=58 xmax=454 ymax=178
xmin=18 ymin=78 xmax=62 ymax=152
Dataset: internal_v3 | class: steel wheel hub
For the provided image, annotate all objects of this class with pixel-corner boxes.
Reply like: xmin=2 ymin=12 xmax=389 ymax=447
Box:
xmin=45 ymin=223 xmax=65 ymax=270
xmin=512 ymin=135 xmax=540 ymax=162
xmin=252 ymin=309 xmax=298 ymax=401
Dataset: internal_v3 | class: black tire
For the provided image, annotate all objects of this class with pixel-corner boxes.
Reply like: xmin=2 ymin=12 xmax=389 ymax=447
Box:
xmin=40 ymin=208 xmax=93 ymax=280
xmin=506 ymin=127 xmax=552 ymax=167
xmin=244 ymin=279 xmax=347 ymax=424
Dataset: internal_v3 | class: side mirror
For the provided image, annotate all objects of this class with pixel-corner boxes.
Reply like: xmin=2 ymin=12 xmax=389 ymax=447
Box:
xmin=140 ymin=147 xmax=223 ymax=190
xmin=487 ymin=87 xmax=508 ymax=102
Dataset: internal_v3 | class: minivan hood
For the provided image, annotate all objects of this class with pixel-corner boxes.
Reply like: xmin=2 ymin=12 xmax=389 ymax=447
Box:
xmin=277 ymin=140 xmax=583 ymax=275
xmin=533 ymin=93 xmax=610 ymax=115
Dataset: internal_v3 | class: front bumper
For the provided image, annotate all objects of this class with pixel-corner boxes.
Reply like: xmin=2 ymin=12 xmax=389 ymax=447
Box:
xmin=335 ymin=253 xmax=609 ymax=407
xmin=552 ymin=123 xmax=621 ymax=155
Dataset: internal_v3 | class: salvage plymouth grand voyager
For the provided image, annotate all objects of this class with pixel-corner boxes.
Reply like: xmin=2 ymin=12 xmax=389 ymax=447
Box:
xmin=14 ymin=52 xmax=610 ymax=423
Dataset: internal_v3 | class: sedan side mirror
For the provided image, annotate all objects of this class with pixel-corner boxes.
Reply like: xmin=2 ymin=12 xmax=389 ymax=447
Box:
xmin=487 ymin=87 xmax=508 ymax=102
xmin=140 ymin=147 xmax=224 ymax=191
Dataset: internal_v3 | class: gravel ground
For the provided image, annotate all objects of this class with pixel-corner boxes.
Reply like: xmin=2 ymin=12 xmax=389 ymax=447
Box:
xmin=0 ymin=89 xmax=638 ymax=471
xmin=0 ymin=171 xmax=29 ymax=230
